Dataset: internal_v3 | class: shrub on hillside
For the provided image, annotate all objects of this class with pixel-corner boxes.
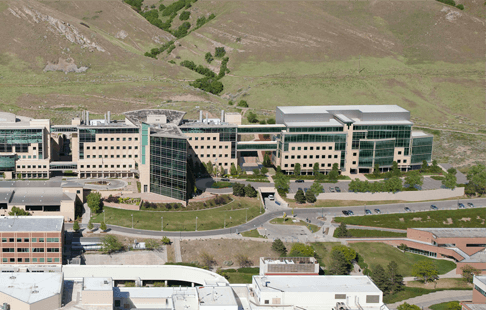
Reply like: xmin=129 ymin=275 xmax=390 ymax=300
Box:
xmin=179 ymin=11 xmax=190 ymax=20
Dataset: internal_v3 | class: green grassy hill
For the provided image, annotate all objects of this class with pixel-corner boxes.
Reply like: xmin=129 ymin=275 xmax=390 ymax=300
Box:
xmin=0 ymin=0 xmax=483 ymax=167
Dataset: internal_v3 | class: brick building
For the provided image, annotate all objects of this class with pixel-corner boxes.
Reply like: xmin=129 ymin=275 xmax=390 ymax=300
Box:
xmin=0 ymin=216 xmax=64 ymax=265
xmin=461 ymin=275 xmax=486 ymax=309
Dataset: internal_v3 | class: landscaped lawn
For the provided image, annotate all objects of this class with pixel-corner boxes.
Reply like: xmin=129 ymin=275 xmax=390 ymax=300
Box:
xmin=348 ymin=243 xmax=456 ymax=277
xmin=269 ymin=217 xmax=320 ymax=233
xmin=92 ymin=196 xmax=263 ymax=231
xmin=287 ymin=199 xmax=406 ymax=209
xmin=334 ymin=208 xmax=486 ymax=229
xmin=312 ymin=242 xmax=341 ymax=268
xmin=429 ymin=301 xmax=460 ymax=310
xmin=222 ymin=267 xmax=260 ymax=284
xmin=241 ymin=229 xmax=265 ymax=238
xmin=334 ymin=229 xmax=407 ymax=238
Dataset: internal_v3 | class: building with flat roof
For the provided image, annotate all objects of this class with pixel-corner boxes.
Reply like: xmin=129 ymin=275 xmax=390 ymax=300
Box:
xmin=259 ymin=257 xmax=320 ymax=276
xmin=0 ymin=216 xmax=64 ymax=266
xmin=461 ymin=276 xmax=486 ymax=310
xmin=251 ymin=275 xmax=386 ymax=309
xmin=0 ymin=105 xmax=431 ymax=202
xmin=0 ymin=272 xmax=63 ymax=310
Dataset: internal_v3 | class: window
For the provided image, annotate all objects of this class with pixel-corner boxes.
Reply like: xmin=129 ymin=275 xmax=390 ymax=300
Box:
xmin=285 ymin=156 xmax=288 ymax=159
xmin=292 ymin=147 xmax=295 ymax=151
xmin=322 ymin=147 xmax=326 ymax=150
xmin=33 ymin=248 xmax=45 ymax=252
xmin=398 ymin=151 xmax=402 ymax=155
xmin=328 ymin=155 xmax=332 ymax=158
xmin=284 ymin=164 xmax=288 ymax=167
xmin=17 ymin=258 xmax=22 ymax=263
xmin=31 ymin=238 xmax=36 ymax=242
xmin=316 ymin=155 xmax=319 ymax=159
xmin=298 ymin=147 xmax=301 ymax=151
xmin=47 ymin=258 xmax=52 ymax=263
xmin=39 ymin=238 xmax=44 ymax=242
xmin=321 ymin=163 xmax=325 ymax=167
xmin=303 ymin=164 xmax=307 ymax=168
xmin=297 ymin=155 xmax=301 ymax=159
xmin=111 ymin=138 xmax=114 ymax=141
xmin=9 ymin=258 xmax=14 ymax=263
xmin=2 ymin=258 xmax=6 ymax=263
xmin=304 ymin=155 xmax=307 ymax=159
xmin=366 ymin=295 xmax=380 ymax=303
xmin=334 ymin=155 xmax=338 ymax=158
xmin=116 ymin=138 xmax=120 ymax=141
xmin=316 ymin=147 xmax=320 ymax=150
xmin=310 ymin=147 xmax=314 ymax=150
xmin=213 ymin=146 xmax=216 ymax=149
xmin=54 ymin=258 xmax=59 ymax=263
xmin=329 ymin=146 xmax=332 ymax=150
xmin=291 ymin=164 xmax=294 ymax=167
xmin=32 ymin=258 xmax=37 ymax=262
xmin=403 ymin=160 xmax=407 ymax=163
xmin=304 ymin=147 xmax=308 ymax=151
xmin=111 ymin=146 xmax=114 ymax=150
xmin=328 ymin=163 xmax=331 ymax=167
xmin=2 ymin=248 xmax=14 ymax=252
xmin=46 ymin=238 xmax=59 ymax=243
xmin=1 ymin=238 xmax=6 ymax=242
xmin=17 ymin=248 xmax=29 ymax=252
xmin=115 ymin=301 xmax=121 ymax=307
xmin=39 ymin=258 xmax=44 ymax=263
xmin=9 ymin=238 xmax=13 ymax=242
xmin=225 ymin=146 xmax=228 ymax=149
xmin=291 ymin=155 xmax=295 ymax=159
xmin=397 ymin=160 xmax=401 ymax=163
xmin=335 ymin=294 xmax=346 ymax=299
xmin=219 ymin=146 xmax=222 ymax=149
xmin=310 ymin=155 xmax=313 ymax=159
xmin=24 ymin=258 xmax=29 ymax=263
xmin=353 ymin=161 xmax=356 ymax=164
xmin=213 ymin=137 xmax=216 ymax=140
xmin=264 ymin=300 xmax=269 ymax=305
xmin=98 ymin=138 xmax=102 ymax=141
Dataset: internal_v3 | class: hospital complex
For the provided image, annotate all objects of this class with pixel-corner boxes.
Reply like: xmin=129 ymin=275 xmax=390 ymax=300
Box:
xmin=0 ymin=105 xmax=432 ymax=203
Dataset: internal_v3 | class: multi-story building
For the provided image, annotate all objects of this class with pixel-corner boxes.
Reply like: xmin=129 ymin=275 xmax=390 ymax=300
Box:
xmin=0 ymin=105 xmax=433 ymax=203
xmin=0 ymin=216 xmax=64 ymax=266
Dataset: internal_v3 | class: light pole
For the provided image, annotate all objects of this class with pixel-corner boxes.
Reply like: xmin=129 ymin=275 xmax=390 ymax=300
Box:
xmin=246 ymin=208 xmax=248 ymax=223
xmin=131 ymin=214 xmax=133 ymax=229
xmin=161 ymin=217 xmax=163 ymax=232
xmin=196 ymin=216 xmax=198 ymax=231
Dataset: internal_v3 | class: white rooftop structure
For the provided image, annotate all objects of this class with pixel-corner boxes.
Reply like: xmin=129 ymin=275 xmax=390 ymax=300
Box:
xmin=0 ymin=272 xmax=63 ymax=304
xmin=0 ymin=216 xmax=64 ymax=232
xmin=197 ymin=286 xmax=238 ymax=309
xmin=83 ymin=277 xmax=113 ymax=291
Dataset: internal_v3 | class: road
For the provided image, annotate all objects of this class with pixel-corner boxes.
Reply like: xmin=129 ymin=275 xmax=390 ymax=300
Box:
xmin=66 ymin=197 xmax=486 ymax=237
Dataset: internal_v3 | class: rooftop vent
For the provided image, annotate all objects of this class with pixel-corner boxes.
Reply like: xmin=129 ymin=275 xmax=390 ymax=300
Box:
xmin=9 ymin=276 xmax=15 ymax=279
xmin=32 ymin=290 xmax=39 ymax=294
xmin=104 ymin=280 xmax=109 ymax=285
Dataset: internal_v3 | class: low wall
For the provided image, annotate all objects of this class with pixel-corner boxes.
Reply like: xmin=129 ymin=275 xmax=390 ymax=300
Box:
xmin=99 ymin=191 xmax=135 ymax=198
xmin=287 ymin=188 xmax=464 ymax=201
xmin=104 ymin=202 xmax=140 ymax=211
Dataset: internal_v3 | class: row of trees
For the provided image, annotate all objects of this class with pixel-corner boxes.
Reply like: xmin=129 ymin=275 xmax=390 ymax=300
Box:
xmin=232 ymin=183 xmax=257 ymax=198
xmin=466 ymin=164 xmax=486 ymax=196
xmin=348 ymin=176 xmax=404 ymax=193
xmin=292 ymin=162 xmax=340 ymax=182
xmin=370 ymin=261 xmax=404 ymax=295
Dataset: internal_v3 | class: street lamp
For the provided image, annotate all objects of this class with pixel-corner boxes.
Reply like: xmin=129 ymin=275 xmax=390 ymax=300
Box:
xmin=196 ymin=216 xmax=198 ymax=231
xmin=161 ymin=217 xmax=163 ymax=232
xmin=131 ymin=214 xmax=133 ymax=229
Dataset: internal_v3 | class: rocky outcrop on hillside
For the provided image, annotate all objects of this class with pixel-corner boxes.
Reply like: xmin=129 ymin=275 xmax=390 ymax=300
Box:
xmin=43 ymin=58 xmax=89 ymax=74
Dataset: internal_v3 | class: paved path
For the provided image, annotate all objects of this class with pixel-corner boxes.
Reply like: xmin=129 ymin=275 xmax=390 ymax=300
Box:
xmin=81 ymin=203 xmax=90 ymax=224
xmin=65 ymin=197 xmax=486 ymax=237
xmin=387 ymin=290 xmax=472 ymax=309
xmin=173 ymin=238 xmax=182 ymax=262
xmin=345 ymin=225 xmax=407 ymax=233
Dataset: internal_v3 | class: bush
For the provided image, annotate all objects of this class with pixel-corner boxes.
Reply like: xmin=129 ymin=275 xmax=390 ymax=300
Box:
xmin=196 ymin=16 xmax=207 ymax=28
xmin=237 ymin=100 xmax=249 ymax=107
xmin=161 ymin=236 xmax=171 ymax=245
xmin=215 ymin=47 xmax=226 ymax=58
xmin=217 ymin=57 xmax=229 ymax=79
xmin=179 ymin=11 xmax=190 ymax=20
xmin=190 ymin=77 xmax=224 ymax=94
xmin=436 ymin=0 xmax=456 ymax=6
xmin=172 ymin=22 xmax=191 ymax=38
xmin=162 ymin=0 xmax=185 ymax=16
xmin=73 ymin=221 xmax=80 ymax=231
xmin=456 ymin=4 xmax=464 ymax=9
xmin=159 ymin=3 xmax=166 ymax=10
xmin=205 ymin=52 xmax=213 ymax=63
xmin=247 ymin=112 xmax=258 ymax=123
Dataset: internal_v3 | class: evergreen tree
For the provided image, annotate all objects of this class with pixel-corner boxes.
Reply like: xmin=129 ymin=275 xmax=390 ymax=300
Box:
xmin=387 ymin=261 xmax=404 ymax=294
xmin=87 ymin=219 xmax=94 ymax=230
xmin=263 ymin=153 xmax=272 ymax=167
xmin=391 ymin=161 xmax=401 ymax=177
xmin=335 ymin=222 xmax=349 ymax=238
xmin=271 ymin=239 xmax=287 ymax=255
xmin=230 ymin=163 xmax=237 ymax=176
xmin=371 ymin=264 xmax=389 ymax=294
xmin=73 ymin=221 xmax=80 ymax=232
xmin=442 ymin=167 xmax=457 ymax=189
xmin=294 ymin=163 xmax=301 ymax=176
xmin=373 ymin=163 xmax=381 ymax=176
xmin=232 ymin=183 xmax=245 ymax=197
xmin=328 ymin=163 xmax=339 ymax=182
xmin=237 ymin=165 xmax=243 ymax=176
xmin=206 ymin=161 xmax=213 ymax=176
xmin=305 ymin=190 xmax=316 ymax=203
xmin=295 ymin=189 xmax=306 ymax=204
xmin=310 ymin=180 xmax=323 ymax=195
xmin=219 ymin=166 xmax=225 ymax=177
xmin=328 ymin=249 xmax=349 ymax=275
xmin=421 ymin=160 xmax=429 ymax=172
xmin=244 ymin=184 xmax=257 ymax=198
xmin=313 ymin=162 xmax=319 ymax=175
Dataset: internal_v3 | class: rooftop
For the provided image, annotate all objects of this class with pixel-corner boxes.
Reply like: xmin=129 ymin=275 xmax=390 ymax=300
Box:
xmin=198 ymin=286 xmax=237 ymax=307
xmin=151 ymin=124 xmax=186 ymax=139
xmin=124 ymin=109 xmax=186 ymax=126
xmin=83 ymin=278 xmax=113 ymax=291
xmin=6 ymin=188 xmax=76 ymax=206
xmin=475 ymin=276 xmax=486 ymax=286
xmin=0 ymin=216 xmax=64 ymax=232
xmin=254 ymin=275 xmax=381 ymax=293
xmin=262 ymin=257 xmax=316 ymax=264
xmin=0 ymin=272 xmax=63 ymax=304
xmin=415 ymin=228 xmax=486 ymax=238
xmin=277 ymin=105 xmax=409 ymax=115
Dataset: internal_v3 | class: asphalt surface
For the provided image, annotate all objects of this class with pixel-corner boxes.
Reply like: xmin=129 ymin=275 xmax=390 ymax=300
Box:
xmin=66 ymin=197 xmax=486 ymax=237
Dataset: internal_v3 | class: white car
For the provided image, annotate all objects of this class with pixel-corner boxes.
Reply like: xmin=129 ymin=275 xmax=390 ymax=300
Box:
xmin=268 ymin=195 xmax=275 ymax=201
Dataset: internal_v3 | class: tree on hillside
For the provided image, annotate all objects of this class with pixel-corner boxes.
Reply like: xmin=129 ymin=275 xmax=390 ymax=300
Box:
xmin=244 ymin=184 xmax=257 ymax=198
xmin=371 ymin=264 xmax=389 ymax=293
xmin=305 ymin=190 xmax=316 ymax=203
xmin=215 ymin=47 xmax=226 ymax=58
xmin=329 ymin=163 xmax=339 ymax=182
xmin=397 ymin=303 xmax=421 ymax=310
xmin=331 ymin=245 xmax=357 ymax=265
xmin=461 ymin=265 xmax=480 ymax=283
xmin=237 ymin=100 xmax=249 ymax=108
xmin=467 ymin=164 xmax=486 ymax=195
xmin=328 ymin=249 xmax=349 ymax=275
xmin=405 ymin=170 xmax=424 ymax=189
xmin=310 ymin=180 xmax=323 ymax=195
xmin=205 ymin=52 xmax=213 ymax=63
xmin=230 ymin=163 xmax=237 ymax=176
xmin=232 ymin=183 xmax=245 ymax=197
xmin=295 ymin=189 xmax=306 ymax=204
xmin=387 ymin=261 xmax=404 ymax=294
xmin=101 ymin=235 xmax=124 ymax=254
xmin=272 ymin=239 xmax=287 ymax=255
xmin=235 ymin=253 xmax=252 ymax=267
xmin=411 ymin=261 xmax=438 ymax=283
xmin=442 ymin=167 xmax=457 ymax=189
xmin=247 ymin=112 xmax=258 ymax=123
xmin=335 ymin=222 xmax=349 ymax=238
xmin=294 ymin=163 xmax=301 ymax=176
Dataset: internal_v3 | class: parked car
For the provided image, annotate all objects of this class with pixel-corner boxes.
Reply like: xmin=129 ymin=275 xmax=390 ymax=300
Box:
xmin=329 ymin=187 xmax=336 ymax=192
xmin=268 ymin=195 xmax=275 ymax=201
xmin=347 ymin=210 xmax=354 ymax=216
xmin=404 ymin=207 xmax=411 ymax=212
xmin=295 ymin=179 xmax=305 ymax=183
xmin=458 ymin=203 xmax=465 ymax=209
xmin=374 ymin=208 xmax=381 ymax=214
xmin=335 ymin=187 xmax=341 ymax=192
xmin=365 ymin=209 xmax=372 ymax=215
xmin=467 ymin=202 xmax=475 ymax=208
xmin=430 ymin=205 xmax=438 ymax=210
xmin=342 ymin=210 xmax=349 ymax=216
xmin=221 ymin=178 xmax=230 ymax=182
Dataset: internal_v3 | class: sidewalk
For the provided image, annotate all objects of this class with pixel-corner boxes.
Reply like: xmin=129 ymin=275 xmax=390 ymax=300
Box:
xmin=387 ymin=290 xmax=472 ymax=309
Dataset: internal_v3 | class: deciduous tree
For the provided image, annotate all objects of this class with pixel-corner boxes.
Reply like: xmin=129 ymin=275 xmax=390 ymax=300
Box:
xmin=411 ymin=261 xmax=438 ymax=283
xmin=271 ymin=239 xmax=287 ymax=255
xmin=244 ymin=184 xmax=257 ymax=198
xmin=294 ymin=163 xmax=301 ymax=176
xmin=289 ymin=243 xmax=314 ymax=257
xmin=310 ymin=180 xmax=323 ymax=195
xmin=405 ymin=170 xmax=424 ymax=189
xmin=461 ymin=264 xmax=480 ymax=283
xmin=230 ymin=163 xmax=237 ymax=176
xmin=442 ymin=167 xmax=457 ymax=190
xmin=328 ymin=163 xmax=339 ymax=182
xmin=232 ymin=183 xmax=245 ymax=197
xmin=101 ymin=235 xmax=124 ymax=254
xmin=397 ymin=303 xmax=421 ymax=310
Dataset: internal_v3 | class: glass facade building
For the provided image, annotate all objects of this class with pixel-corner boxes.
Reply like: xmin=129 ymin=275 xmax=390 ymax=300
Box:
xmin=149 ymin=136 xmax=188 ymax=201
xmin=411 ymin=136 xmax=433 ymax=164
xmin=0 ymin=128 xmax=44 ymax=158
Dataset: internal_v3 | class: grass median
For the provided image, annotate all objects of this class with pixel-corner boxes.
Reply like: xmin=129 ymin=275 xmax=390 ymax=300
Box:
xmin=269 ymin=217 xmax=320 ymax=233
xmin=334 ymin=208 xmax=486 ymax=229
xmin=335 ymin=229 xmax=407 ymax=238
xmin=92 ymin=196 xmax=263 ymax=231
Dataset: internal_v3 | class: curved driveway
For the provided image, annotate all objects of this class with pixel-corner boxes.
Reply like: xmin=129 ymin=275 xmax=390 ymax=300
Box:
xmin=66 ymin=197 xmax=486 ymax=237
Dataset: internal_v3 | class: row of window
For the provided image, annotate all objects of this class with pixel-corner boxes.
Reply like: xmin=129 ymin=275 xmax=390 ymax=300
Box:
xmin=86 ymin=145 xmax=138 ymax=150
xmin=2 ymin=257 xmax=59 ymax=263
xmin=188 ymin=136 xmax=218 ymax=141
xmin=18 ymin=155 xmax=38 ymax=159
xmin=80 ymin=164 xmax=133 ymax=169
xmin=1 ymin=238 xmax=59 ymax=243
xmin=291 ymin=146 xmax=333 ymax=151
xmin=197 ymin=154 xmax=229 ymax=158
xmin=97 ymin=137 xmax=138 ymax=142
xmin=2 ymin=248 xmax=59 ymax=253
xmin=284 ymin=163 xmax=335 ymax=168
xmin=16 ymin=165 xmax=47 ymax=169
xmin=193 ymin=145 xmax=229 ymax=149
xmin=285 ymin=154 xmax=338 ymax=160
xmin=84 ymin=154 xmax=138 ymax=159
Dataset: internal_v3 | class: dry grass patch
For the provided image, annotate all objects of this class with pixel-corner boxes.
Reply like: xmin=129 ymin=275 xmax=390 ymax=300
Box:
xmin=406 ymin=278 xmax=472 ymax=290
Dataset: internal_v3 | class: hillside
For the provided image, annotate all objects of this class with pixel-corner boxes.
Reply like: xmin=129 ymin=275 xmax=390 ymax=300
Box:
xmin=0 ymin=0 xmax=484 ymax=168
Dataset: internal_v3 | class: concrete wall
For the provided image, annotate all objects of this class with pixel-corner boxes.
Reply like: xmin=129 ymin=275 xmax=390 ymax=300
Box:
xmin=287 ymin=187 xmax=464 ymax=201
xmin=0 ymin=292 xmax=61 ymax=310
xmin=103 ymin=202 xmax=140 ymax=211
xmin=0 ymin=291 xmax=30 ymax=310
xmin=82 ymin=290 xmax=113 ymax=306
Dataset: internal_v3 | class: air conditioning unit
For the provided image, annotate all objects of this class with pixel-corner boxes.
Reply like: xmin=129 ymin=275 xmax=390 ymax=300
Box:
xmin=336 ymin=302 xmax=349 ymax=310
xmin=2 ymin=303 xmax=10 ymax=310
